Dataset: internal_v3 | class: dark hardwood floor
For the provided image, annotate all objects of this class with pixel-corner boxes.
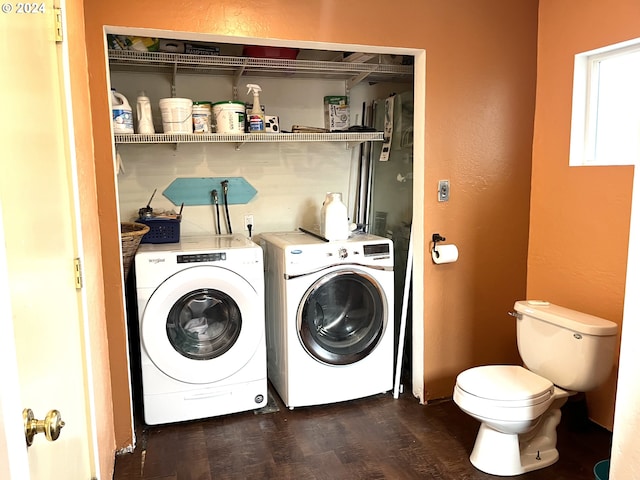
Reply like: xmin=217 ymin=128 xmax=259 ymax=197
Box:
xmin=113 ymin=387 xmax=611 ymax=479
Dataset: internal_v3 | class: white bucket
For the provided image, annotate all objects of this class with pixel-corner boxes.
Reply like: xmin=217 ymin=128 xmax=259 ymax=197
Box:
xmin=213 ymin=101 xmax=245 ymax=133
xmin=159 ymin=98 xmax=193 ymax=133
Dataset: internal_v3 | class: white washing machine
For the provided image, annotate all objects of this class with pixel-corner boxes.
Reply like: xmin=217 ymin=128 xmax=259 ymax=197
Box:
xmin=259 ymin=231 xmax=394 ymax=408
xmin=134 ymin=234 xmax=267 ymax=425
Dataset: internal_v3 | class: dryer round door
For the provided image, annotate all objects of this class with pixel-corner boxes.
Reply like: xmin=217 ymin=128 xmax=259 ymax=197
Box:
xmin=141 ymin=265 xmax=263 ymax=384
xmin=297 ymin=268 xmax=388 ymax=366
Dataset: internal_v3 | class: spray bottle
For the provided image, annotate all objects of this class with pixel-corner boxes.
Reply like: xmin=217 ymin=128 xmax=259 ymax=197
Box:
xmin=246 ymin=84 xmax=265 ymax=133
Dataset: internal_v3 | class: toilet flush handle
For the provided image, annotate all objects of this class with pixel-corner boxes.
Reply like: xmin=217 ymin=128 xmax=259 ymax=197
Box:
xmin=508 ymin=310 xmax=522 ymax=319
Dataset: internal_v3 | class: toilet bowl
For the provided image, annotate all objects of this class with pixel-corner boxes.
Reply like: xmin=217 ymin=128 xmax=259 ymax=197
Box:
xmin=453 ymin=301 xmax=618 ymax=476
xmin=454 ymin=365 xmax=570 ymax=475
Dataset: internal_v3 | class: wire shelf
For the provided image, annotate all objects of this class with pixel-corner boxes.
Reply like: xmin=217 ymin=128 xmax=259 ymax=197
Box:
xmin=114 ymin=132 xmax=385 ymax=144
xmin=108 ymin=50 xmax=414 ymax=83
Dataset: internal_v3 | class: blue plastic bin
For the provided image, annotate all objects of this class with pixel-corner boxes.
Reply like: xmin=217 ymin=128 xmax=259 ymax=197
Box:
xmin=594 ymin=459 xmax=610 ymax=480
xmin=137 ymin=216 xmax=181 ymax=244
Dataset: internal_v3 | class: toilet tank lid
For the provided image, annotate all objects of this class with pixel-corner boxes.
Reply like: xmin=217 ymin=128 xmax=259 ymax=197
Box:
xmin=514 ymin=300 xmax=618 ymax=336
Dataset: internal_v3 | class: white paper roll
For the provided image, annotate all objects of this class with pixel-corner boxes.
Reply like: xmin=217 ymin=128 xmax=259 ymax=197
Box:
xmin=432 ymin=244 xmax=458 ymax=264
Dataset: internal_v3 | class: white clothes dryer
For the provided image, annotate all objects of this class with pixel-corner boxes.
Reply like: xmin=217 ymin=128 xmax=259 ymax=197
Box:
xmin=134 ymin=234 xmax=267 ymax=425
xmin=259 ymin=231 xmax=394 ymax=409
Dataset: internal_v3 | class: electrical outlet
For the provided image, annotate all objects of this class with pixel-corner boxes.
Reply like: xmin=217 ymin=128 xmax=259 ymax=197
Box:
xmin=438 ymin=180 xmax=450 ymax=202
xmin=244 ymin=214 xmax=254 ymax=231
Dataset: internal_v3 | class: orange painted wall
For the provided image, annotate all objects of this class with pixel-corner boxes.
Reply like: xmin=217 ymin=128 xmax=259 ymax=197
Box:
xmin=531 ymin=0 xmax=639 ymax=429
xmin=82 ymin=0 xmax=538 ymax=447
xmin=421 ymin=3 xmax=538 ymax=398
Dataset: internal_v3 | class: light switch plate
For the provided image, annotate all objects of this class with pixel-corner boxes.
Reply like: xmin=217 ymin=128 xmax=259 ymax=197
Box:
xmin=438 ymin=180 xmax=450 ymax=202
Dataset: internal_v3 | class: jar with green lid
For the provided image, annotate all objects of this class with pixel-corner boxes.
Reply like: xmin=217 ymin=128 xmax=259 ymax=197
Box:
xmin=192 ymin=101 xmax=212 ymax=133
xmin=212 ymin=101 xmax=246 ymax=133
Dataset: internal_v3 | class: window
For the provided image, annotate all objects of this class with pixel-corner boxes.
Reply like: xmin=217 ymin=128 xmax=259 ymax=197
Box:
xmin=570 ymin=39 xmax=640 ymax=166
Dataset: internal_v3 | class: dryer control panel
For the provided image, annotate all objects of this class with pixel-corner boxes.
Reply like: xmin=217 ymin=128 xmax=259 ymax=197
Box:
xmin=363 ymin=243 xmax=390 ymax=257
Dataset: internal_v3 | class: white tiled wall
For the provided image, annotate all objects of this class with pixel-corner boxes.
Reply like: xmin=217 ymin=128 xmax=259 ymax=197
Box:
xmin=116 ymin=141 xmax=357 ymax=236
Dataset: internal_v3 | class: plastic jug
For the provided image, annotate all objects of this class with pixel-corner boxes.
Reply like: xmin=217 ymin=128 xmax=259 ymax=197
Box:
xmin=111 ymin=89 xmax=134 ymax=134
xmin=321 ymin=192 xmax=349 ymax=241
xmin=136 ymin=91 xmax=155 ymax=134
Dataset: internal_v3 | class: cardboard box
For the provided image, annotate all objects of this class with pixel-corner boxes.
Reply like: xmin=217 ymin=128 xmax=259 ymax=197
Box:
xmin=324 ymin=96 xmax=350 ymax=132
xmin=184 ymin=43 xmax=220 ymax=56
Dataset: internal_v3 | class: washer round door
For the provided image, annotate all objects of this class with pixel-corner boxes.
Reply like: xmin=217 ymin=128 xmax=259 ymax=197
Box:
xmin=297 ymin=268 xmax=388 ymax=366
xmin=141 ymin=265 xmax=263 ymax=384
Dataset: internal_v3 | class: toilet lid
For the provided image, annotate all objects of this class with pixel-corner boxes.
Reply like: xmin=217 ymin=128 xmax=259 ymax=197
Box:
xmin=456 ymin=365 xmax=553 ymax=403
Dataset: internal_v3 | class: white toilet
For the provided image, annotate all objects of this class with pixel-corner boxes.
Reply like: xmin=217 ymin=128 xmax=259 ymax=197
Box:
xmin=453 ymin=300 xmax=618 ymax=476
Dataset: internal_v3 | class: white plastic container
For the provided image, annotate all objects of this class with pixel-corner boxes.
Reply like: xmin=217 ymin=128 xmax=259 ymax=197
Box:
xmin=159 ymin=98 xmax=193 ymax=133
xmin=136 ymin=91 xmax=155 ymax=134
xmin=320 ymin=192 xmax=349 ymax=241
xmin=111 ymin=89 xmax=134 ymax=134
xmin=213 ymin=101 xmax=245 ymax=133
xmin=192 ymin=101 xmax=212 ymax=134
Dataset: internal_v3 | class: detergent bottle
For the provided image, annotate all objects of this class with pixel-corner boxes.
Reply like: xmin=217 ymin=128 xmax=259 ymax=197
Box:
xmin=321 ymin=192 xmax=349 ymax=241
xmin=136 ymin=90 xmax=155 ymax=134
xmin=246 ymin=84 xmax=265 ymax=133
xmin=111 ymin=88 xmax=134 ymax=134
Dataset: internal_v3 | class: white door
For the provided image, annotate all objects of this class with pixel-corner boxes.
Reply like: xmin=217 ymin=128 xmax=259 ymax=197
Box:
xmin=0 ymin=2 xmax=96 ymax=479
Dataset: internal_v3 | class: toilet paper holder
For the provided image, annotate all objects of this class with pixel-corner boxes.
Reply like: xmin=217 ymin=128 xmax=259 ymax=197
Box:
xmin=431 ymin=233 xmax=446 ymax=258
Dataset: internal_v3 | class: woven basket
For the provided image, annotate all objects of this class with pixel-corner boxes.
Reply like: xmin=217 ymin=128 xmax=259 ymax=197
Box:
xmin=121 ymin=222 xmax=150 ymax=279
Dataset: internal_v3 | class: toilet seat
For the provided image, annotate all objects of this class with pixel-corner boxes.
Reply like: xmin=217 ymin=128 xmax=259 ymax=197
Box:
xmin=456 ymin=365 xmax=554 ymax=405
xmin=454 ymin=365 xmax=555 ymax=422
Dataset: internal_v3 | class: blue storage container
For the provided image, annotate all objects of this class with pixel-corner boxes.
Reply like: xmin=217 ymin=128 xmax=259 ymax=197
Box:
xmin=137 ymin=216 xmax=181 ymax=244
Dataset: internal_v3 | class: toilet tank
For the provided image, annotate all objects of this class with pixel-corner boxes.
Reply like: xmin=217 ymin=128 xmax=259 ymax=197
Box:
xmin=514 ymin=300 xmax=618 ymax=392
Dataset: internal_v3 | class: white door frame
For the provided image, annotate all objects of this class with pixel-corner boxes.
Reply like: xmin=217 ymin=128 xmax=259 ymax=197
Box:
xmin=106 ymin=28 xmax=428 ymax=418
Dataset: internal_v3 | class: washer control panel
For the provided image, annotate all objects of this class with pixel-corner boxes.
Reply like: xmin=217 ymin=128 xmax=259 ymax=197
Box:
xmin=177 ymin=252 xmax=227 ymax=263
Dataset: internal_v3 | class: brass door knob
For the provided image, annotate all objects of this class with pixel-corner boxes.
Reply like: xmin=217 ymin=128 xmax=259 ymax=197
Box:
xmin=23 ymin=408 xmax=65 ymax=447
